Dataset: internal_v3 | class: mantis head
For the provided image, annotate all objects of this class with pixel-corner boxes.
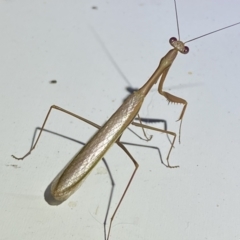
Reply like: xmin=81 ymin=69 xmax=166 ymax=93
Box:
xmin=169 ymin=37 xmax=189 ymax=54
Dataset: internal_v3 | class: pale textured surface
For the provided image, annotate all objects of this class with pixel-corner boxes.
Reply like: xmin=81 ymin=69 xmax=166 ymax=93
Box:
xmin=1 ymin=1 xmax=240 ymax=240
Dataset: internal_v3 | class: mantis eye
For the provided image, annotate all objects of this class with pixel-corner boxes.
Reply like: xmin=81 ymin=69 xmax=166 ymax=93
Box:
xmin=169 ymin=37 xmax=177 ymax=45
xmin=182 ymin=46 xmax=189 ymax=54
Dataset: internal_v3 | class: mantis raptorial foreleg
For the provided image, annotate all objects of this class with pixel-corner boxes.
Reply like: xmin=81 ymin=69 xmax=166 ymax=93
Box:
xmin=158 ymin=66 xmax=187 ymax=143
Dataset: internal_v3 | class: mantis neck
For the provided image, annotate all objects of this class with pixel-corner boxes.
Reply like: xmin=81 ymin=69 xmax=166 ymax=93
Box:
xmin=138 ymin=49 xmax=178 ymax=97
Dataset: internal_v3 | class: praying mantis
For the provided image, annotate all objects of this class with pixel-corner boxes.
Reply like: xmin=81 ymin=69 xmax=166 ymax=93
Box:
xmin=11 ymin=0 xmax=240 ymax=239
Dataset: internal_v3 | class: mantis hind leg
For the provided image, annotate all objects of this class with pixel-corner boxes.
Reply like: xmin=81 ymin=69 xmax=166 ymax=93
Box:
xmin=11 ymin=105 xmax=101 ymax=160
xmin=106 ymin=129 xmax=178 ymax=239
xmin=106 ymin=135 xmax=139 ymax=240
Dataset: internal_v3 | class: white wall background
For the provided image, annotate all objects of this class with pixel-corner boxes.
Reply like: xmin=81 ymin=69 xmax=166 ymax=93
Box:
xmin=1 ymin=0 xmax=240 ymax=240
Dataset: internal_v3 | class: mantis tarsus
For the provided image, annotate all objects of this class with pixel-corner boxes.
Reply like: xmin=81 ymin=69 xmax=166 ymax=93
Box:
xmin=12 ymin=0 xmax=240 ymax=239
